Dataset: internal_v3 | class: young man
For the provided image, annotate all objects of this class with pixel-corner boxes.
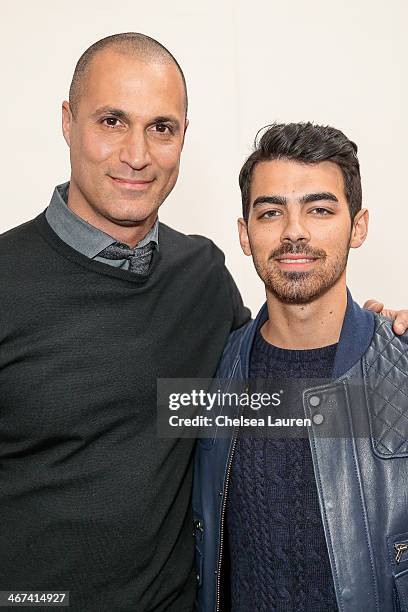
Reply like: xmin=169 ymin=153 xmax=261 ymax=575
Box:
xmin=193 ymin=122 xmax=408 ymax=611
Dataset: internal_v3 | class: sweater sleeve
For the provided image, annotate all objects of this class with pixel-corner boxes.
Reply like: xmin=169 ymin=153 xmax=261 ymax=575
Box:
xmin=222 ymin=264 xmax=251 ymax=331
xmin=187 ymin=231 xmax=251 ymax=331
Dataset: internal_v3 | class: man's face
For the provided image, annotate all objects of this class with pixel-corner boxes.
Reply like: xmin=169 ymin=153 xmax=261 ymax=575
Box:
xmin=238 ymin=159 xmax=368 ymax=304
xmin=62 ymin=49 xmax=187 ymax=227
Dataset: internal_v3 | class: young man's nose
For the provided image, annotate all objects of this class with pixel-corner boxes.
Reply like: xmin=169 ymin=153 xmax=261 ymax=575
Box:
xmin=280 ymin=212 xmax=311 ymax=244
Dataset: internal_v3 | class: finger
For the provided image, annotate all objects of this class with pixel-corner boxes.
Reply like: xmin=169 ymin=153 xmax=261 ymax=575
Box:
xmin=363 ymin=299 xmax=384 ymax=312
xmin=380 ymin=309 xmax=394 ymax=319
xmin=392 ymin=310 xmax=408 ymax=335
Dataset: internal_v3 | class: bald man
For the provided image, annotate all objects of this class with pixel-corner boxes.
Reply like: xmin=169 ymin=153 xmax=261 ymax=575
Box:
xmin=0 ymin=33 xmax=406 ymax=612
xmin=0 ymin=33 xmax=249 ymax=611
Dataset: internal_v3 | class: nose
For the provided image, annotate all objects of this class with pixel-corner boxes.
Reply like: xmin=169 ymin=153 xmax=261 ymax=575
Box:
xmin=280 ymin=208 xmax=310 ymax=245
xmin=119 ymin=127 xmax=152 ymax=170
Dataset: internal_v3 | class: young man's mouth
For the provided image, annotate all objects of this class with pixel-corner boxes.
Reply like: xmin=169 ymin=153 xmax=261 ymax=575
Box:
xmin=275 ymin=254 xmax=320 ymax=270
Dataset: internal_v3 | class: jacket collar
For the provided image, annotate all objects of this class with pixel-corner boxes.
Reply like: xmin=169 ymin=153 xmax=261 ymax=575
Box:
xmin=238 ymin=288 xmax=375 ymax=379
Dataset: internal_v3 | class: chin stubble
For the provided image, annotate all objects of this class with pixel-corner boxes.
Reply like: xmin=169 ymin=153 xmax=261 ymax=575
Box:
xmin=252 ymin=244 xmax=350 ymax=305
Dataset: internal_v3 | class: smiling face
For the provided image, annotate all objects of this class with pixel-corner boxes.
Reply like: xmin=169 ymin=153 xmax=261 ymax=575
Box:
xmin=62 ymin=48 xmax=188 ymax=233
xmin=238 ymin=159 xmax=368 ymax=304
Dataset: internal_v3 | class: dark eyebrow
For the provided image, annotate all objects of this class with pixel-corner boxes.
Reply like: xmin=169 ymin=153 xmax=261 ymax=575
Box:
xmin=91 ymin=106 xmax=129 ymax=121
xmin=252 ymin=192 xmax=339 ymax=209
xmin=252 ymin=195 xmax=287 ymax=208
xmin=299 ymin=192 xmax=339 ymax=204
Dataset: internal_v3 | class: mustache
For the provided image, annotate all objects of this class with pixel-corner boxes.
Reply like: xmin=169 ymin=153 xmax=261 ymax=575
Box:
xmin=269 ymin=243 xmax=327 ymax=260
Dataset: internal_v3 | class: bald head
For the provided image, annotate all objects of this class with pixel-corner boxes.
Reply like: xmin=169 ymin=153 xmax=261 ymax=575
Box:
xmin=69 ymin=32 xmax=188 ymax=118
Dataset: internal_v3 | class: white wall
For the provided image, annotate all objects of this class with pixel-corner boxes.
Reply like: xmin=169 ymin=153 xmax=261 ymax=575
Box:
xmin=1 ymin=0 xmax=406 ymax=313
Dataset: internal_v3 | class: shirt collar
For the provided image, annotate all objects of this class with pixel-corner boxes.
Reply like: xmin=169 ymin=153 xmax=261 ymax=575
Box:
xmin=45 ymin=181 xmax=159 ymax=258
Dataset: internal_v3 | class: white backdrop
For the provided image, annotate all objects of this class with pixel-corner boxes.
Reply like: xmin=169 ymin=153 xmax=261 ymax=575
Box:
xmin=1 ymin=0 xmax=407 ymax=313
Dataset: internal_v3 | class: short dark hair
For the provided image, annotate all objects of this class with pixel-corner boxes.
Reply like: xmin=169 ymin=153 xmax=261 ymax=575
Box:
xmin=69 ymin=32 xmax=188 ymax=118
xmin=239 ymin=122 xmax=362 ymax=221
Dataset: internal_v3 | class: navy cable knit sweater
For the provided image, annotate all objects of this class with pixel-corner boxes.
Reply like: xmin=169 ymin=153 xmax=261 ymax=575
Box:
xmin=226 ymin=327 xmax=339 ymax=611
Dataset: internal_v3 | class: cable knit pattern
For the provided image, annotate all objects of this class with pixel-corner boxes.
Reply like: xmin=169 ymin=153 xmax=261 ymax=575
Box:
xmin=227 ymin=328 xmax=339 ymax=611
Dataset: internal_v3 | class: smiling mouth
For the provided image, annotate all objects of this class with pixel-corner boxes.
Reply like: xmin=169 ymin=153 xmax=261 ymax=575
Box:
xmin=277 ymin=258 xmax=317 ymax=263
xmin=109 ymin=176 xmax=154 ymax=190
xmin=274 ymin=255 xmax=321 ymax=269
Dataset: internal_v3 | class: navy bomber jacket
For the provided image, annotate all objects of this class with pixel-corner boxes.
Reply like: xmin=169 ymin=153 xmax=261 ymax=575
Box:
xmin=193 ymin=290 xmax=408 ymax=612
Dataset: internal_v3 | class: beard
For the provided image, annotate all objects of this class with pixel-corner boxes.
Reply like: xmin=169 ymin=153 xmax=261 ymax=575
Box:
xmin=251 ymin=242 xmax=350 ymax=305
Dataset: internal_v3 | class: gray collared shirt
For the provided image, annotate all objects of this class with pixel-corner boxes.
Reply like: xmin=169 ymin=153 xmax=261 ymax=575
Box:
xmin=45 ymin=182 xmax=159 ymax=270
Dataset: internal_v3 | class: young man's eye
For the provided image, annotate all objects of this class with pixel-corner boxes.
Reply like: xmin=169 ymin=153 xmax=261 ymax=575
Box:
xmin=310 ymin=207 xmax=332 ymax=215
xmin=259 ymin=210 xmax=282 ymax=219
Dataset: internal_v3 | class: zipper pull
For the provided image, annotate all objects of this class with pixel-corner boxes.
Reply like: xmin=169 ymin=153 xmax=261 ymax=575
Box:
xmin=194 ymin=519 xmax=204 ymax=535
xmin=395 ymin=542 xmax=408 ymax=564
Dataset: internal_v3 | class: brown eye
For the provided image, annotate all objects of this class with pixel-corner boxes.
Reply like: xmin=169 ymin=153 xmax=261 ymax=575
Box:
xmin=310 ymin=208 xmax=332 ymax=215
xmin=155 ymin=123 xmax=169 ymax=133
xmin=103 ymin=117 xmax=120 ymax=128
xmin=260 ymin=210 xmax=281 ymax=219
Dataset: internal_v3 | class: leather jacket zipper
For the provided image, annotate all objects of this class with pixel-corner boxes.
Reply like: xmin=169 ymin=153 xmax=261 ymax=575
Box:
xmin=215 ymin=372 xmax=247 ymax=611
xmin=395 ymin=542 xmax=408 ymax=564
xmin=216 ymin=428 xmax=239 ymax=612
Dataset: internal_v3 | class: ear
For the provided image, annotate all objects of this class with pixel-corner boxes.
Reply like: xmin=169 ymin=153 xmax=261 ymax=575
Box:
xmin=350 ymin=208 xmax=369 ymax=249
xmin=238 ymin=217 xmax=252 ymax=256
xmin=181 ymin=117 xmax=189 ymax=150
xmin=62 ymin=101 xmax=73 ymax=147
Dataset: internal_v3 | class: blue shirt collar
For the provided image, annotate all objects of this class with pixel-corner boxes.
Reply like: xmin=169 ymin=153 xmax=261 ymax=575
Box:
xmin=239 ymin=288 xmax=375 ymax=379
xmin=45 ymin=181 xmax=159 ymax=258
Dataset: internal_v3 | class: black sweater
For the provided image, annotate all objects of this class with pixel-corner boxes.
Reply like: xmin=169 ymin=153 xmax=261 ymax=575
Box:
xmin=0 ymin=213 xmax=249 ymax=612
